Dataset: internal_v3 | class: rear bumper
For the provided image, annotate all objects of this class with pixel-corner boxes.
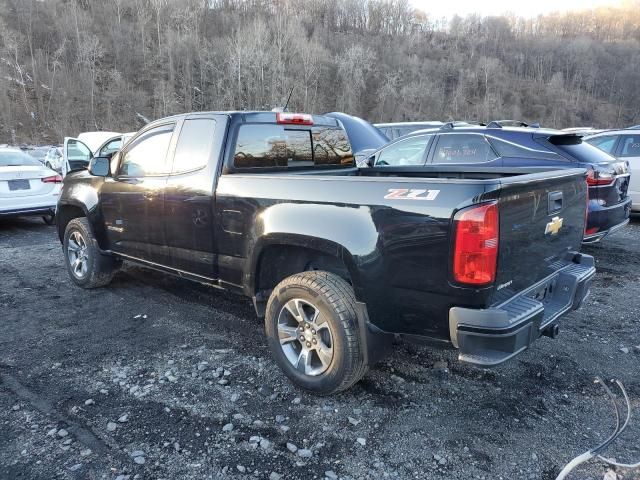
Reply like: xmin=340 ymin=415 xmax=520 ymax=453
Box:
xmin=583 ymin=218 xmax=629 ymax=243
xmin=448 ymin=253 xmax=595 ymax=367
xmin=0 ymin=206 xmax=56 ymax=217
xmin=583 ymin=197 xmax=631 ymax=243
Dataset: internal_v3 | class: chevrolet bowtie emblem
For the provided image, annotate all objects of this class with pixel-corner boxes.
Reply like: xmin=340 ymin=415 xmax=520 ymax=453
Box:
xmin=545 ymin=216 xmax=563 ymax=235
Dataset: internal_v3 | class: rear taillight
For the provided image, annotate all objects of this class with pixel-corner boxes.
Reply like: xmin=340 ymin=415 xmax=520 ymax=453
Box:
xmin=453 ymin=202 xmax=499 ymax=286
xmin=586 ymin=169 xmax=614 ymax=186
xmin=584 ymin=180 xmax=590 ymax=234
xmin=42 ymin=175 xmax=63 ymax=183
xmin=276 ymin=112 xmax=314 ymax=125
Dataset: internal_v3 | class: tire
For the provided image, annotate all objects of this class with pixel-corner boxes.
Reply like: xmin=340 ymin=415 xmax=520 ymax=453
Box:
xmin=42 ymin=214 xmax=55 ymax=225
xmin=63 ymin=217 xmax=119 ymax=288
xmin=265 ymin=271 xmax=367 ymax=394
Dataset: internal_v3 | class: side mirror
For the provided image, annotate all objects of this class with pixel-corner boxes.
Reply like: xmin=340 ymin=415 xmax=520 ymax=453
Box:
xmin=366 ymin=155 xmax=376 ymax=167
xmin=88 ymin=156 xmax=110 ymax=177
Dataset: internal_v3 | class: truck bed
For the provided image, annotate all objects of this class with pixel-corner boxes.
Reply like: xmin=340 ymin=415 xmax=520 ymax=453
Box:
xmin=216 ymin=166 xmax=588 ymax=340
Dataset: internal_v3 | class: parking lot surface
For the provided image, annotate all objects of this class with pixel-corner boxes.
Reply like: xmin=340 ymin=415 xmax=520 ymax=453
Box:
xmin=1 ymin=217 xmax=639 ymax=480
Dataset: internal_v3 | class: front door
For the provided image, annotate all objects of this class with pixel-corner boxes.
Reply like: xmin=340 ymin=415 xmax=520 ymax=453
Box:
xmin=100 ymin=122 xmax=176 ymax=264
xmin=62 ymin=138 xmax=92 ymax=177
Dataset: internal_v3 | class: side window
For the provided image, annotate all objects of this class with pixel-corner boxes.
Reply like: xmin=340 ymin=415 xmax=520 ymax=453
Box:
xmin=619 ymin=136 xmax=640 ymax=157
xmin=375 ymin=135 xmax=432 ymax=166
xmin=587 ymin=135 xmax=618 ymax=155
xmin=433 ymin=134 xmax=497 ymax=164
xmin=66 ymin=139 xmax=92 ymax=163
xmin=99 ymin=138 xmax=122 ymax=157
xmin=172 ymin=118 xmax=216 ymax=174
xmin=488 ymin=136 xmax=565 ymax=160
xmin=118 ymin=124 xmax=174 ymax=177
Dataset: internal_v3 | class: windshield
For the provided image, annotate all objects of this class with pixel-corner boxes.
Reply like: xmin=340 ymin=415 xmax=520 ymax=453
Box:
xmin=0 ymin=150 xmax=42 ymax=167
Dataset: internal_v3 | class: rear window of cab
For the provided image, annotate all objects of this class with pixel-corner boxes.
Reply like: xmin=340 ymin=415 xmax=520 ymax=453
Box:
xmin=233 ymin=124 xmax=354 ymax=169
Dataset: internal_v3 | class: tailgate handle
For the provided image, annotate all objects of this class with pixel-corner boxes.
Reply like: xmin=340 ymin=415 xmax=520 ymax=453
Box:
xmin=548 ymin=191 xmax=563 ymax=214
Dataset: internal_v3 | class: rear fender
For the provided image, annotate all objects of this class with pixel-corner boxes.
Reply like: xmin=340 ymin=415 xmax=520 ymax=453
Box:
xmin=248 ymin=234 xmax=363 ymax=299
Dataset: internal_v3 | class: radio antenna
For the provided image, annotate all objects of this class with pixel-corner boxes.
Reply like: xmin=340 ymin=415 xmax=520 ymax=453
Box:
xmin=283 ymin=86 xmax=294 ymax=112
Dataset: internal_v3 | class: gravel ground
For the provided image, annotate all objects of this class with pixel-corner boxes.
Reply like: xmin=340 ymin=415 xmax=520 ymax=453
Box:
xmin=1 ymin=216 xmax=639 ymax=480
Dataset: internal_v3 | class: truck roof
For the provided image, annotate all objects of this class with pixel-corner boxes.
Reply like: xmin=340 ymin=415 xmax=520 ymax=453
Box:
xmin=147 ymin=111 xmax=342 ymax=128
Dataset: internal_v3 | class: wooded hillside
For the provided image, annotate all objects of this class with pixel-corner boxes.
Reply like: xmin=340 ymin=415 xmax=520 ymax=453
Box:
xmin=1 ymin=0 xmax=639 ymax=144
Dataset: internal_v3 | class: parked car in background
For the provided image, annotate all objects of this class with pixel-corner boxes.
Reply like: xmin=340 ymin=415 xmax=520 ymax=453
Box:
xmin=76 ymin=131 xmax=121 ymax=154
xmin=94 ymin=132 xmax=136 ymax=158
xmin=44 ymin=146 xmax=63 ymax=172
xmin=584 ymin=128 xmax=640 ymax=212
xmin=361 ymin=121 xmax=631 ymax=242
xmin=56 ymin=110 xmax=595 ymax=393
xmin=25 ymin=146 xmax=52 ymax=164
xmin=61 ymin=131 xmax=121 ymax=176
xmin=0 ymin=147 xmax=62 ymax=224
xmin=375 ymin=121 xmax=444 ymax=140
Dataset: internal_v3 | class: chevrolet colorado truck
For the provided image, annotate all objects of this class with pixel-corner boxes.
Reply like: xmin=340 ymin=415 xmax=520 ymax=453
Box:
xmin=56 ymin=111 xmax=595 ymax=394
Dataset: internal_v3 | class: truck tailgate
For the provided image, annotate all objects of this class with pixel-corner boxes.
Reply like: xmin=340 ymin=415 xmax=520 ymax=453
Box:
xmin=491 ymin=168 xmax=588 ymax=305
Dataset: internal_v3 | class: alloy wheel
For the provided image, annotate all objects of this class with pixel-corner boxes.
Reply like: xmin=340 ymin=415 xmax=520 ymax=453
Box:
xmin=67 ymin=231 xmax=89 ymax=279
xmin=277 ymin=298 xmax=334 ymax=376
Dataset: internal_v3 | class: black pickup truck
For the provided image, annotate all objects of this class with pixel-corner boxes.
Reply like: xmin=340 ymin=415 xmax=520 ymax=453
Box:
xmin=56 ymin=111 xmax=595 ymax=394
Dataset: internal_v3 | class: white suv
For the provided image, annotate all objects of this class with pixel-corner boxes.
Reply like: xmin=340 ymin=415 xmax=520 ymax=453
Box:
xmin=585 ymin=128 xmax=640 ymax=212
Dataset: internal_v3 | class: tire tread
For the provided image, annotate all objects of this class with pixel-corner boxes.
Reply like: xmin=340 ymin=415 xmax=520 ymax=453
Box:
xmin=266 ymin=271 xmax=368 ymax=394
xmin=64 ymin=217 xmax=118 ymax=289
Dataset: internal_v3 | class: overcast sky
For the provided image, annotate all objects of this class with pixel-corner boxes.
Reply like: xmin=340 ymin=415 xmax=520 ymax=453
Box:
xmin=411 ymin=0 xmax=624 ymax=19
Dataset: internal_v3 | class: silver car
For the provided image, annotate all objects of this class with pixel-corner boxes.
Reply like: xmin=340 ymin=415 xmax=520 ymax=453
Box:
xmin=584 ymin=128 xmax=640 ymax=212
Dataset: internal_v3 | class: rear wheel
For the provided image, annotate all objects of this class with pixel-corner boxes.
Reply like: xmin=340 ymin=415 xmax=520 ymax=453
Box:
xmin=265 ymin=271 xmax=367 ymax=394
xmin=63 ymin=217 xmax=119 ymax=288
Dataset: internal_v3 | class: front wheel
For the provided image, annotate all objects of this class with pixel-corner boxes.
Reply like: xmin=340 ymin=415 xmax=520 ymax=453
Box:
xmin=265 ymin=271 xmax=367 ymax=395
xmin=63 ymin=217 xmax=119 ymax=288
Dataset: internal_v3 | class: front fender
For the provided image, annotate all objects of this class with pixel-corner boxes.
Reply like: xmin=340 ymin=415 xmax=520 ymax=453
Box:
xmin=57 ymin=175 xmax=107 ymax=249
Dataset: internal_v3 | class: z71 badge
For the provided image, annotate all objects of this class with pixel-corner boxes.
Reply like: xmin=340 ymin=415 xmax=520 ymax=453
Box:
xmin=384 ymin=189 xmax=440 ymax=200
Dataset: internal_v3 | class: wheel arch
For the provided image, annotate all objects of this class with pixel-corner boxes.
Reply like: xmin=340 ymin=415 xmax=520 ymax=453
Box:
xmin=248 ymin=234 xmax=363 ymax=316
xmin=56 ymin=202 xmax=107 ymax=250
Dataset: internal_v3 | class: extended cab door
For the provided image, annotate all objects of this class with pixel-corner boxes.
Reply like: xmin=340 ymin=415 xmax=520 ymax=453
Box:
xmin=163 ymin=115 xmax=228 ymax=278
xmin=99 ymin=122 xmax=176 ymax=264
xmin=62 ymin=137 xmax=93 ymax=177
